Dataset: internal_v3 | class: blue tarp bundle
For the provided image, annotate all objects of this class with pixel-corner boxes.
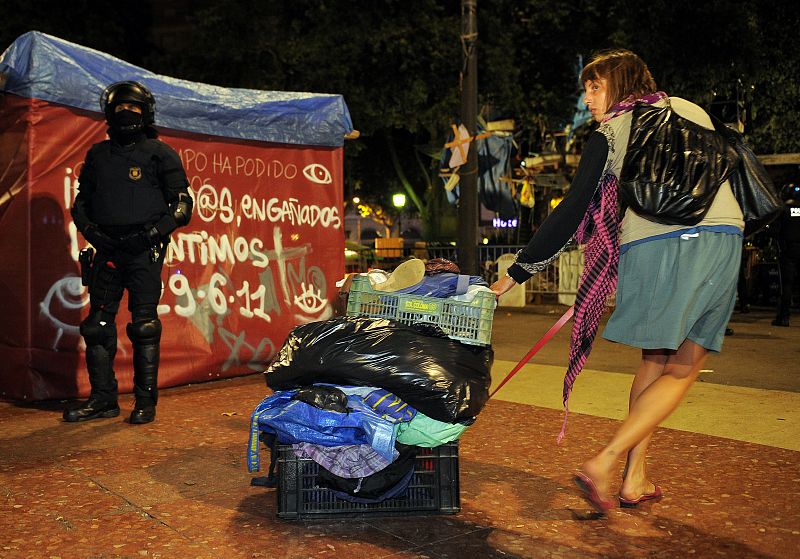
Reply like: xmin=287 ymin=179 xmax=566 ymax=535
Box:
xmin=0 ymin=31 xmax=354 ymax=147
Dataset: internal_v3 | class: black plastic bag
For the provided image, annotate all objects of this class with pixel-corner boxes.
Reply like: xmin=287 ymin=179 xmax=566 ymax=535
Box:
xmin=292 ymin=385 xmax=349 ymax=413
xmin=265 ymin=316 xmax=493 ymax=422
xmin=620 ymin=100 xmax=737 ymax=225
xmin=711 ymin=117 xmax=783 ymax=237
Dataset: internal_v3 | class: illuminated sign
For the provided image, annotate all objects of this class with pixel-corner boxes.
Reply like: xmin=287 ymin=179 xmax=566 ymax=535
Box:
xmin=492 ymin=218 xmax=518 ymax=228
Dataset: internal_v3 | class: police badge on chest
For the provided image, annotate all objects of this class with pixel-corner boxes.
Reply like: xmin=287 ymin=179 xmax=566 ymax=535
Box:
xmin=129 ymin=166 xmax=142 ymax=180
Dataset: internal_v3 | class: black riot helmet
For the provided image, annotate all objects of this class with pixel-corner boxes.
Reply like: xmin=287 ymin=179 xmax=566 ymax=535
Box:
xmin=99 ymin=81 xmax=156 ymax=131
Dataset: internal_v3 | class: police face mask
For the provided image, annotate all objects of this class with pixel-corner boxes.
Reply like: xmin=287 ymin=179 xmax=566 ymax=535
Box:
xmin=111 ymin=109 xmax=144 ymax=132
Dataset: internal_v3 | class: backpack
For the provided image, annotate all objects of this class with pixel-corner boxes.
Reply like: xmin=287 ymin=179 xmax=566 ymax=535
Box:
xmin=619 ymin=99 xmax=739 ymax=225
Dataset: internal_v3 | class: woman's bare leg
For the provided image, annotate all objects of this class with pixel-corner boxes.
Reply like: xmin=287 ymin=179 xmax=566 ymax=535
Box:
xmin=580 ymin=339 xmax=709 ymax=499
xmin=620 ymin=350 xmax=668 ymax=499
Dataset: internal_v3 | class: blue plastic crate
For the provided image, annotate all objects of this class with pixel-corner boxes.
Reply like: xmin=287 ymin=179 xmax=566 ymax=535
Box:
xmin=345 ymin=275 xmax=494 ymax=346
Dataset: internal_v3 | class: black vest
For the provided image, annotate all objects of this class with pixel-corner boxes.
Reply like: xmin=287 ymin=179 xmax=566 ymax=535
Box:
xmin=89 ymin=139 xmax=172 ymax=227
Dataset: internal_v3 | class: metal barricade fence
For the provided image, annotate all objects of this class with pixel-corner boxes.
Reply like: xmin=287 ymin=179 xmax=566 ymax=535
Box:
xmin=476 ymin=245 xmax=579 ymax=303
xmin=347 ymin=244 xmax=581 ymax=303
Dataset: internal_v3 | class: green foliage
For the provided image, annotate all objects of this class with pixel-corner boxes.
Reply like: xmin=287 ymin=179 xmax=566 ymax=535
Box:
xmin=608 ymin=0 xmax=800 ymax=153
xmin=3 ymin=0 xmax=798 ymax=234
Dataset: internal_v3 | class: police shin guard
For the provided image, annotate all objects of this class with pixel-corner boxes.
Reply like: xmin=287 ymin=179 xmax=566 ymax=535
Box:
xmin=65 ymin=314 xmax=120 ymax=422
xmin=127 ymin=318 xmax=162 ymax=424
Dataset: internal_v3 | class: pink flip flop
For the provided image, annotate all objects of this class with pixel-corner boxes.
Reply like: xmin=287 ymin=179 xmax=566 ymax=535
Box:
xmin=574 ymin=471 xmax=616 ymax=513
xmin=619 ymin=485 xmax=663 ymax=508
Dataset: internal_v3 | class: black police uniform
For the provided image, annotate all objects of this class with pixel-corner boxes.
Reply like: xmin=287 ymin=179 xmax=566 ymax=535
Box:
xmin=65 ymin=81 xmax=192 ymax=424
xmin=773 ymin=184 xmax=800 ymax=326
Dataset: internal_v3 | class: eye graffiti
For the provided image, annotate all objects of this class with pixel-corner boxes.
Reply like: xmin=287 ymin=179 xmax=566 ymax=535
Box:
xmin=302 ymin=163 xmax=332 ymax=185
xmin=293 ymin=281 xmax=326 ymax=315
xmin=39 ymin=276 xmax=89 ymax=348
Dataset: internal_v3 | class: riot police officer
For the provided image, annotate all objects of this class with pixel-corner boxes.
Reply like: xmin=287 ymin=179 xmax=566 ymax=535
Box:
xmin=773 ymin=183 xmax=800 ymax=327
xmin=65 ymin=81 xmax=192 ymax=424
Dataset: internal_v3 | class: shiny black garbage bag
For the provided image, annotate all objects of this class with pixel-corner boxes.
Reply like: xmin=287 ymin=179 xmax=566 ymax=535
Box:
xmin=264 ymin=316 xmax=493 ymax=423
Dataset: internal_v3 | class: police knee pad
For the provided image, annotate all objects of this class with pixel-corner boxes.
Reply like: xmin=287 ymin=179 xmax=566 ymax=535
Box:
xmin=80 ymin=314 xmax=116 ymax=346
xmin=126 ymin=318 xmax=162 ymax=345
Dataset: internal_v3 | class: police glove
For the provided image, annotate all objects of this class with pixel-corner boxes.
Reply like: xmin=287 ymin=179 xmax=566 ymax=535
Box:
xmin=120 ymin=226 xmax=160 ymax=255
xmin=82 ymin=224 xmax=118 ymax=253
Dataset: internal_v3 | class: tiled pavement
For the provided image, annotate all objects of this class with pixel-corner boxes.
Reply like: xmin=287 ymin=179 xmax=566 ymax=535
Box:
xmin=1 ymin=370 xmax=798 ymax=559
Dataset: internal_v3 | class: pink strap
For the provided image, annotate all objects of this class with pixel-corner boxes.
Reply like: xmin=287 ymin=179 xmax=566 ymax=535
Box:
xmin=488 ymin=305 xmax=575 ymax=399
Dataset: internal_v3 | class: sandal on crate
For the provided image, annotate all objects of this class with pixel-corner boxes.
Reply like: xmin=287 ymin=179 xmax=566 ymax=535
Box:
xmin=369 ymin=258 xmax=425 ymax=292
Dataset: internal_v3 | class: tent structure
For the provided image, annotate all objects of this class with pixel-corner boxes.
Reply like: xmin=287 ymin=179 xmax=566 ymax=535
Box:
xmin=0 ymin=31 xmax=354 ymax=401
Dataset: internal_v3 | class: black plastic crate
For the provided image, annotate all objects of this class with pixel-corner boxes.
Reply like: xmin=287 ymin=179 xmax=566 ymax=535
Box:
xmin=277 ymin=442 xmax=460 ymax=519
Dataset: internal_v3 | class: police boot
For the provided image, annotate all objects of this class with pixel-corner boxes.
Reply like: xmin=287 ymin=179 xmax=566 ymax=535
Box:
xmin=772 ymin=316 xmax=790 ymax=327
xmin=127 ymin=319 xmax=161 ymax=425
xmin=65 ymin=313 xmax=120 ymax=422
xmin=63 ymin=397 xmax=121 ymax=422
xmin=129 ymin=403 xmax=156 ymax=425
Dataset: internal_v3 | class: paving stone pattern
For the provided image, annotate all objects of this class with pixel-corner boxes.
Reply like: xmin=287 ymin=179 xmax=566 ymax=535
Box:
xmin=2 ymin=374 xmax=798 ymax=558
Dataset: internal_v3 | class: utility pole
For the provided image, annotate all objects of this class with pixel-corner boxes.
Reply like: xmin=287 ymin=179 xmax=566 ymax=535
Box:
xmin=457 ymin=0 xmax=478 ymax=274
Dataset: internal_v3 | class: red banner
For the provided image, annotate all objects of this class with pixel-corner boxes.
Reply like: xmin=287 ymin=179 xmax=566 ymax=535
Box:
xmin=0 ymin=96 xmax=344 ymax=400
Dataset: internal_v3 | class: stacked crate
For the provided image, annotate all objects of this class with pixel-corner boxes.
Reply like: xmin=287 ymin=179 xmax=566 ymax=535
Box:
xmin=276 ymin=273 xmax=494 ymax=519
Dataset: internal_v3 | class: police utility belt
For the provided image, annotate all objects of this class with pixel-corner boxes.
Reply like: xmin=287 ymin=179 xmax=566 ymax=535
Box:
xmin=79 ymin=224 xmax=165 ymax=287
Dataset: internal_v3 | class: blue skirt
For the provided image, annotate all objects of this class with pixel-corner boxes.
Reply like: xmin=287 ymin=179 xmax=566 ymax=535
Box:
xmin=603 ymin=231 xmax=741 ymax=353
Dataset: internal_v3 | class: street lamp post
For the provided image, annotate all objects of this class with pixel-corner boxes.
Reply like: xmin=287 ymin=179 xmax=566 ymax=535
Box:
xmin=392 ymin=193 xmax=406 ymax=238
xmin=352 ymin=196 xmax=361 ymax=245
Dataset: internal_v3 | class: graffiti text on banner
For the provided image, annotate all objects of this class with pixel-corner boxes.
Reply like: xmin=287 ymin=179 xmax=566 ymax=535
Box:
xmin=193 ymin=183 xmax=341 ymax=228
xmin=181 ymin=148 xmax=334 ymax=185
xmin=55 ymin=157 xmax=337 ymax=370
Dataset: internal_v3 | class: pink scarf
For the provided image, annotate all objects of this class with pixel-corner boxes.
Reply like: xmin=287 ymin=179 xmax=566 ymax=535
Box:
xmin=603 ymin=91 xmax=668 ymax=122
xmin=557 ymin=91 xmax=668 ymax=443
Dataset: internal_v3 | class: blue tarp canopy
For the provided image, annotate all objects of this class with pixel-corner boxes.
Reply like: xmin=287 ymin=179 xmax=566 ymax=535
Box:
xmin=0 ymin=31 xmax=354 ymax=147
